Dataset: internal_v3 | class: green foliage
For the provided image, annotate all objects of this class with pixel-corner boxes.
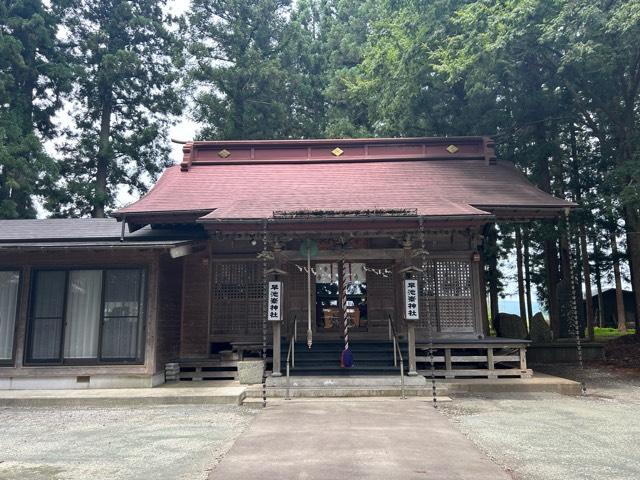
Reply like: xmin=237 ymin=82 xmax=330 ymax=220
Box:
xmin=0 ymin=0 xmax=68 ymax=218
xmin=48 ymin=0 xmax=183 ymax=217
xmin=186 ymin=0 xmax=296 ymax=140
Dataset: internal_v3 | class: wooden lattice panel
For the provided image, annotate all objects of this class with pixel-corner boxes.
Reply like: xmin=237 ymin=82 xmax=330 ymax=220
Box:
xmin=418 ymin=259 xmax=475 ymax=333
xmin=366 ymin=261 xmax=395 ymax=331
xmin=418 ymin=261 xmax=438 ymax=330
xmin=211 ymin=262 xmax=265 ymax=335
xmin=285 ymin=263 xmax=310 ymax=332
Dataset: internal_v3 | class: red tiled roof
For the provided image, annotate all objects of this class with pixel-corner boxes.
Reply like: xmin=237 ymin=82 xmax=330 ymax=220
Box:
xmin=115 ymin=137 xmax=573 ymax=222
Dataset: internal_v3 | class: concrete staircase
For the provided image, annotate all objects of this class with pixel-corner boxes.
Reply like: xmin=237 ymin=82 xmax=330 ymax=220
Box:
xmin=281 ymin=340 xmax=408 ymax=376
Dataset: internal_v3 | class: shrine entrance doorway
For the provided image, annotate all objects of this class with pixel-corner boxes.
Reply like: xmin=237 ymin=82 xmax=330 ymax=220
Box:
xmin=314 ymin=262 xmax=368 ymax=335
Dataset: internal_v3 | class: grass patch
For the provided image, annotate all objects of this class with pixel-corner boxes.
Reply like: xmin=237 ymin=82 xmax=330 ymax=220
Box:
xmin=594 ymin=327 xmax=636 ymax=342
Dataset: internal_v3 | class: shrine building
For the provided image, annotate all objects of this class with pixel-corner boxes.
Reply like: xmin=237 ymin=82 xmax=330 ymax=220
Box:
xmin=0 ymin=137 xmax=573 ymax=389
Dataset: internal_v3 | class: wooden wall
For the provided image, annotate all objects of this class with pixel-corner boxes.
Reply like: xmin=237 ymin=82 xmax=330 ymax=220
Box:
xmin=180 ymin=249 xmax=210 ymax=357
xmin=154 ymin=254 xmax=183 ymax=371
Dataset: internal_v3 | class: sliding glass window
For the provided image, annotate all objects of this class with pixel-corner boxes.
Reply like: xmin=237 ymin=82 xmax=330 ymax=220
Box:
xmin=0 ymin=271 xmax=20 ymax=363
xmin=26 ymin=268 xmax=146 ymax=364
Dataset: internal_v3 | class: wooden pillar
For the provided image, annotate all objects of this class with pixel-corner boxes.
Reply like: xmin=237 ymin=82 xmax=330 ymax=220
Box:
xmin=487 ymin=347 xmax=496 ymax=379
xmin=444 ymin=348 xmax=453 ymax=379
xmin=519 ymin=347 xmax=527 ymax=370
xmin=271 ymin=321 xmax=282 ymax=376
xmin=407 ymin=321 xmax=417 ymax=376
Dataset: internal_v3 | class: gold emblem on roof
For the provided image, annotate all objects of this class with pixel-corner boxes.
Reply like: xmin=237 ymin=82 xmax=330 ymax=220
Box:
xmin=218 ymin=148 xmax=231 ymax=158
xmin=446 ymin=144 xmax=459 ymax=154
xmin=331 ymin=147 xmax=344 ymax=157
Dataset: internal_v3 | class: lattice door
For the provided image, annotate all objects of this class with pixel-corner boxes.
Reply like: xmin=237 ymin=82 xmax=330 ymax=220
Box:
xmin=284 ymin=263 xmax=310 ymax=333
xmin=418 ymin=260 xmax=438 ymax=330
xmin=418 ymin=259 xmax=475 ymax=333
xmin=367 ymin=261 xmax=395 ymax=332
xmin=435 ymin=260 xmax=474 ymax=332
xmin=212 ymin=262 xmax=265 ymax=335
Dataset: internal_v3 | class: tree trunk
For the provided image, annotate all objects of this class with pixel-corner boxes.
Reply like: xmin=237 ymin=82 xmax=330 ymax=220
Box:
xmin=559 ymin=229 xmax=573 ymax=337
xmin=533 ymin=123 xmax=561 ymax=336
xmin=515 ymin=225 xmax=527 ymax=322
xmin=623 ymin=207 xmax=640 ymax=334
xmin=592 ymin=237 xmax=605 ymax=328
xmin=579 ymin=224 xmax=594 ymax=340
xmin=523 ymin=228 xmax=534 ymax=320
xmin=611 ymin=232 xmax=628 ymax=333
xmin=93 ymin=87 xmax=113 ymax=219
xmin=544 ymin=236 xmax=561 ymax=339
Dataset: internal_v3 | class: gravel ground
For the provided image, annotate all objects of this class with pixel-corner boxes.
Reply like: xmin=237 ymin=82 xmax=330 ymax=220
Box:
xmin=0 ymin=404 xmax=256 ymax=480
xmin=440 ymin=365 xmax=640 ymax=480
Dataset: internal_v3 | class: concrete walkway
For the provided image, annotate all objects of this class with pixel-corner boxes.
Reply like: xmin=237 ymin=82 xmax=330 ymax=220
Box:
xmin=209 ymin=398 xmax=513 ymax=480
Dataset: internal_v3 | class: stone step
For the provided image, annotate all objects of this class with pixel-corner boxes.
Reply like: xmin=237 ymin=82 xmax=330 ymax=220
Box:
xmin=285 ymin=342 xmax=407 ymax=353
xmin=245 ymin=375 xmax=446 ymax=398
xmin=282 ymin=352 xmax=402 ymax=362
xmin=285 ymin=365 xmax=409 ymax=376
xmin=288 ymin=359 xmax=405 ymax=368
xmin=246 ymin=388 xmax=451 ymax=399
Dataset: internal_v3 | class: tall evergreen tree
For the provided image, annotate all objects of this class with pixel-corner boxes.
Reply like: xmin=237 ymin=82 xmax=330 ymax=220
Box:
xmin=0 ymin=0 xmax=68 ymax=218
xmin=186 ymin=0 xmax=294 ymax=140
xmin=50 ymin=0 xmax=183 ymax=217
xmin=434 ymin=0 xmax=640 ymax=332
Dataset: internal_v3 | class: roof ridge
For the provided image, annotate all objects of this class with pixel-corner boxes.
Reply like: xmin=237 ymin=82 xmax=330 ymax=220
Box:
xmin=180 ymin=136 xmax=497 ymax=171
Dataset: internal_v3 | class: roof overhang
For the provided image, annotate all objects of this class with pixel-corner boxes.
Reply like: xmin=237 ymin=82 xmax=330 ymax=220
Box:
xmin=113 ymin=209 xmax=214 ymax=232
xmin=0 ymin=240 xmax=205 ymax=257
xmin=198 ymin=214 xmax=495 ymax=234
xmin=473 ymin=204 xmax=578 ymax=221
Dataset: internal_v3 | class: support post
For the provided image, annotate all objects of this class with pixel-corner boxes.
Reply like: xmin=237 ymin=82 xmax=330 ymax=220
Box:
xmin=272 ymin=321 xmax=282 ymax=376
xmin=444 ymin=348 xmax=453 ymax=379
xmin=487 ymin=347 xmax=496 ymax=379
xmin=407 ymin=322 xmax=417 ymax=376
xmin=519 ymin=347 xmax=527 ymax=370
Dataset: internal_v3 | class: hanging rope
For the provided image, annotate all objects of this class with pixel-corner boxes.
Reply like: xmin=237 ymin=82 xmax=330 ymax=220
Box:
xmin=261 ymin=219 xmax=269 ymax=408
xmin=342 ymin=247 xmax=349 ymax=352
xmin=419 ymin=217 xmax=438 ymax=408
xmin=564 ymin=209 xmax=587 ymax=395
